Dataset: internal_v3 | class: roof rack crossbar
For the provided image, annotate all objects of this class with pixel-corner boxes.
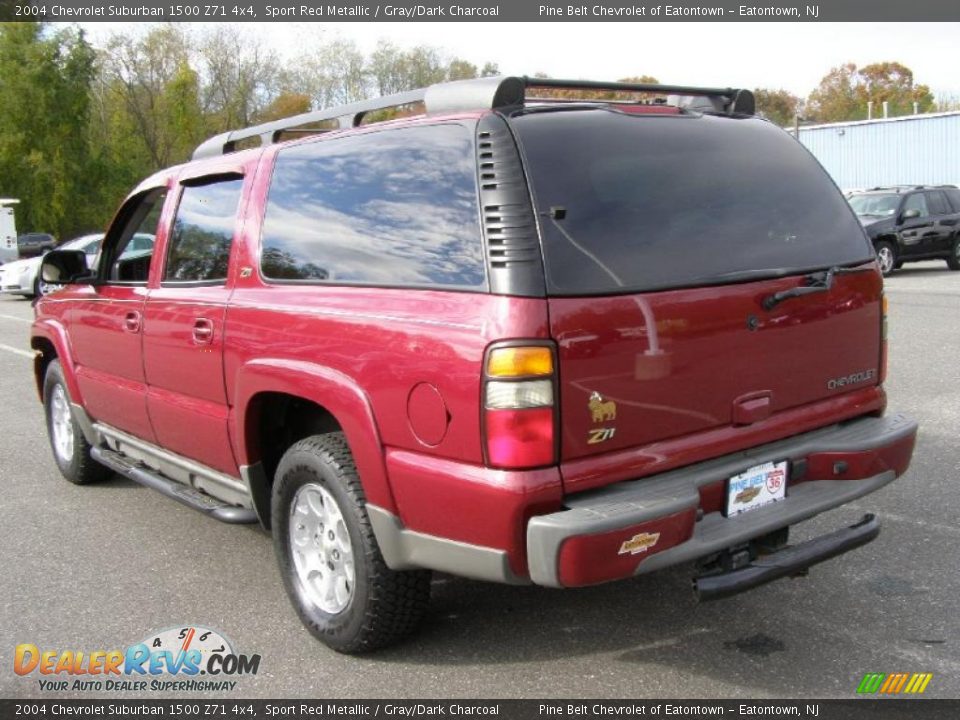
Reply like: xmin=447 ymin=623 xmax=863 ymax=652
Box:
xmin=193 ymin=76 xmax=753 ymax=160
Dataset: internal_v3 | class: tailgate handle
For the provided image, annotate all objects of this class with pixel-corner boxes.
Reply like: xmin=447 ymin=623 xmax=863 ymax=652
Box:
xmin=733 ymin=391 xmax=772 ymax=426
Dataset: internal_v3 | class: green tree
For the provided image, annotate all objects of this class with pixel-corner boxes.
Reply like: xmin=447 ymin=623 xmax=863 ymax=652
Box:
xmin=754 ymin=88 xmax=802 ymax=127
xmin=0 ymin=22 xmax=97 ymax=239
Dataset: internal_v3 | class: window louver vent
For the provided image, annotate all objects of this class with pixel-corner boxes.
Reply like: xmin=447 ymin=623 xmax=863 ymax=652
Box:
xmin=476 ymin=119 xmax=541 ymax=285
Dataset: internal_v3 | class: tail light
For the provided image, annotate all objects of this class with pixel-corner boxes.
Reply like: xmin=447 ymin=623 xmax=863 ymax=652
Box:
xmin=879 ymin=292 xmax=888 ymax=384
xmin=483 ymin=343 xmax=557 ymax=469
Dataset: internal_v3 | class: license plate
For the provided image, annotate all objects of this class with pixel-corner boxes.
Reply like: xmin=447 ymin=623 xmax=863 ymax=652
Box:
xmin=726 ymin=460 xmax=788 ymax=517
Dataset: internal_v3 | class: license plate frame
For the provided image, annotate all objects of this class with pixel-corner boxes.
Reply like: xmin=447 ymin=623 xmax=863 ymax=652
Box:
xmin=725 ymin=460 xmax=788 ymax=517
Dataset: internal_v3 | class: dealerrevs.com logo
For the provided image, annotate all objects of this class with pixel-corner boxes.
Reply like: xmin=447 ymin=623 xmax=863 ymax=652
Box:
xmin=14 ymin=626 xmax=261 ymax=692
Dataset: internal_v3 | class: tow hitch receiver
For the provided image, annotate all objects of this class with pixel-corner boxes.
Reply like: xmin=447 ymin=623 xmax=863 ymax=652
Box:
xmin=694 ymin=514 xmax=880 ymax=601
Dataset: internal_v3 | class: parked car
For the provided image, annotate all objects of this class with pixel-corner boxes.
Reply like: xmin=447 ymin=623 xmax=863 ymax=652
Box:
xmin=17 ymin=232 xmax=57 ymax=258
xmin=848 ymin=185 xmax=960 ymax=275
xmin=1 ymin=234 xmax=100 ymax=298
xmin=0 ymin=233 xmax=155 ymax=298
xmin=32 ymin=76 xmax=917 ymax=654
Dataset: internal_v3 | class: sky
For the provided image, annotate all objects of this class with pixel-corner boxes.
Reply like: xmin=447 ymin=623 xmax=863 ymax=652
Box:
xmin=78 ymin=21 xmax=960 ymax=101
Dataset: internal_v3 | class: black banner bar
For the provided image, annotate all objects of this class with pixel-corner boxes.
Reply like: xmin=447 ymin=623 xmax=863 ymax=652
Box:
xmin=2 ymin=700 xmax=960 ymax=720
xmin=5 ymin=0 xmax=960 ymax=22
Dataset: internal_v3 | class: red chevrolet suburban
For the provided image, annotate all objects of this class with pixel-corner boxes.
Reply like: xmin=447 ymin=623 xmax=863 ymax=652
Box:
xmin=32 ymin=77 xmax=918 ymax=653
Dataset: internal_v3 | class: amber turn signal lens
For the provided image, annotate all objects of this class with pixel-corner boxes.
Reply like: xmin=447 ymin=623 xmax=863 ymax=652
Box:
xmin=486 ymin=346 xmax=553 ymax=378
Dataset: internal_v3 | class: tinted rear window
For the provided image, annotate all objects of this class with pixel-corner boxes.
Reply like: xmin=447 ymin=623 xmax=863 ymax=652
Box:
xmin=260 ymin=123 xmax=484 ymax=289
xmin=511 ymin=110 xmax=873 ymax=295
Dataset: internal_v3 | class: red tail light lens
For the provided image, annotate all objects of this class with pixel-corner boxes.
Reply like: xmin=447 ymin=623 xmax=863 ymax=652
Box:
xmin=483 ymin=344 xmax=557 ymax=470
xmin=485 ymin=407 xmax=555 ymax=468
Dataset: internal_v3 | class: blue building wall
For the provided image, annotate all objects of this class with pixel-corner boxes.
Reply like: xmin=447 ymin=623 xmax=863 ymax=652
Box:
xmin=796 ymin=112 xmax=960 ymax=191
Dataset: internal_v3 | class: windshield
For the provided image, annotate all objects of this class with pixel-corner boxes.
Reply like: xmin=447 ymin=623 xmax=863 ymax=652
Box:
xmin=510 ymin=110 xmax=873 ymax=295
xmin=848 ymin=193 xmax=900 ymax=217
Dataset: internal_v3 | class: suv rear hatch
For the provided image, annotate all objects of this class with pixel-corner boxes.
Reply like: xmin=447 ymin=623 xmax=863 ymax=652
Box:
xmin=510 ymin=109 xmax=882 ymax=492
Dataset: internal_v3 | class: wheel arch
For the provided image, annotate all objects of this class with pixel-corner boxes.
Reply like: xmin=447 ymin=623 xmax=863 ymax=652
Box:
xmin=30 ymin=321 xmax=81 ymax=405
xmin=233 ymin=359 xmax=396 ymax=530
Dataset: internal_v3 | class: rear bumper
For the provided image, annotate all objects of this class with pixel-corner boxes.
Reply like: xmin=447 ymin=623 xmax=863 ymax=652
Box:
xmin=527 ymin=412 xmax=917 ymax=588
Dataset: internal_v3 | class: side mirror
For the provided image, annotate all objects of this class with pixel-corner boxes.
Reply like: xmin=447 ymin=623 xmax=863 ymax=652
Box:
xmin=900 ymin=208 xmax=921 ymax=221
xmin=40 ymin=250 xmax=94 ymax=285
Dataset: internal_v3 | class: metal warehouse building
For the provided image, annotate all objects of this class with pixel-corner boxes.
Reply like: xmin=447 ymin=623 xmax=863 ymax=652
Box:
xmin=794 ymin=111 xmax=960 ymax=191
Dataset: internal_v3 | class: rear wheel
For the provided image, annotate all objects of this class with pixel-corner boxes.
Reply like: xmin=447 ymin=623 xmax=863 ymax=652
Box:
xmin=876 ymin=241 xmax=897 ymax=276
xmin=272 ymin=433 xmax=431 ymax=653
xmin=947 ymin=237 xmax=960 ymax=271
xmin=43 ymin=360 xmax=111 ymax=485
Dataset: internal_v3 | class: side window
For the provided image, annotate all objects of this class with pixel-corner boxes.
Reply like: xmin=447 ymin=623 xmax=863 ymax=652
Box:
xmin=103 ymin=188 xmax=167 ymax=283
xmin=926 ymin=191 xmax=949 ymax=216
xmin=902 ymin=193 xmax=928 ymax=217
xmin=259 ymin=124 xmax=485 ymax=289
xmin=164 ymin=178 xmax=244 ymax=283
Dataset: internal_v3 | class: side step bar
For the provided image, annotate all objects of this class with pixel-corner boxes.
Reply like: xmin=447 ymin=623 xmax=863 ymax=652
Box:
xmin=92 ymin=446 xmax=259 ymax=524
xmin=694 ymin=514 xmax=880 ymax=601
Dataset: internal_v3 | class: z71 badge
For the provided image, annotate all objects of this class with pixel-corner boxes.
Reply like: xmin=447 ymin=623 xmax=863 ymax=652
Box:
xmin=588 ymin=427 xmax=616 ymax=444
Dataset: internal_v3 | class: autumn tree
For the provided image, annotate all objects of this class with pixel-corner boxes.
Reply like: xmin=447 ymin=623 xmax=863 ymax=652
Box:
xmin=806 ymin=61 xmax=934 ymax=122
xmin=754 ymin=88 xmax=802 ymax=126
xmin=197 ymin=26 xmax=281 ymax=131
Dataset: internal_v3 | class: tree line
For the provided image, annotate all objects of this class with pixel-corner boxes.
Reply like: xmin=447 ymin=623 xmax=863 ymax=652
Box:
xmin=0 ymin=22 xmax=951 ymax=241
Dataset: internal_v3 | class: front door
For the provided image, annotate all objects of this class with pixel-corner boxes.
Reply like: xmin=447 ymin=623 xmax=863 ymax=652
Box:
xmin=70 ymin=187 xmax=168 ymax=441
xmin=142 ymin=176 xmax=245 ymax=475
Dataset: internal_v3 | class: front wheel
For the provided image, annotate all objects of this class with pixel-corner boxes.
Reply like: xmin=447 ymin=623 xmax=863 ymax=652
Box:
xmin=876 ymin=241 xmax=897 ymax=276
xmin=43 ymin=360 xmax=111 ymax=485
xmin=272 ymin=433 xmax=431 ymax=653
xmin=947 ymin=237 xmax=960 ymax=271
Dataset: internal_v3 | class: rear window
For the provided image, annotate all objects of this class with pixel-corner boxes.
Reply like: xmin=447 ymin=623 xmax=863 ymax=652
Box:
xmin=511 ymin=110 xmax=873 ymax=295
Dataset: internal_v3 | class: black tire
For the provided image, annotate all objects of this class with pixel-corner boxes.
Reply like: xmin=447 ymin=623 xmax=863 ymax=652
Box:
xmin=43 ymin=360 xmax=111 ymax=485
xmin=947 ymin=237 xmax=960 ymax=271
xmin=875 ymin=241 xmax=898 ymax=277
xmin=272 ymin=433 xmax=431 ymax=653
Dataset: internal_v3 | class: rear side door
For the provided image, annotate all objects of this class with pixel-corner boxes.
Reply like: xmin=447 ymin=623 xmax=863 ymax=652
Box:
xmin=141 ymin=174 xmax=246 ymax=475
xmin=69 ymin=186 xmax=169 ymax=441
xmin=924 ymin=190 xmax=957 ymax=254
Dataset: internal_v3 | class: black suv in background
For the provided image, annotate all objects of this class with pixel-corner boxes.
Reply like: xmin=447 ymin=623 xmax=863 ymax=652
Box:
xmin=848 ymin=185 xmax=960 ymax=275
xmin=17 ymin=232 xmax=57 ymax=258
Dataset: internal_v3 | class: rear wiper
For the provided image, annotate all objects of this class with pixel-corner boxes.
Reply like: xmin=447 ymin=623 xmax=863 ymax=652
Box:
xmin=762 ymin=265 xmax=873 ymax=311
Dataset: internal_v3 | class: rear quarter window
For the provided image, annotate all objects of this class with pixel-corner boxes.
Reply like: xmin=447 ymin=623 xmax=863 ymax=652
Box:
xmin=259 ymin=123 xmax=485 ymax=289
xmin=510 ymin=110 xmax=873 ymax=295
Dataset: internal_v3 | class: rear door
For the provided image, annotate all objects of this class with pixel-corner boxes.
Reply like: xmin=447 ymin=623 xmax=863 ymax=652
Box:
xmin=924 ymin=190 xmax=957 ymax=254
xmin=510 ymin=110 xmax=880 ymax=476
xmin=141 ymin=174 xmax=246 ymax=475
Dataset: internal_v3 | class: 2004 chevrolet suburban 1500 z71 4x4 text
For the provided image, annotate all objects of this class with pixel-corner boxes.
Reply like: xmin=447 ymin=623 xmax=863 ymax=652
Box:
xmin=32 ymin=77 xmax=918 ymax=653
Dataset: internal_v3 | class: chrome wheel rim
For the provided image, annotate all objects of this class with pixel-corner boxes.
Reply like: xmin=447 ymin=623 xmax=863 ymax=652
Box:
xmin=50 ymin=384 xmax=74 ymax=462
xmin=289 ymin=483 xmax=355 ymax=614
xmin=877 ymin=246 xmax=894 ymax=274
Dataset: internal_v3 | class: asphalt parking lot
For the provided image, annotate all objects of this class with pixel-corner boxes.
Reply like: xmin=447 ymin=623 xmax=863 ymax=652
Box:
xmin=1 ymin=262 xmax=958 ymax=700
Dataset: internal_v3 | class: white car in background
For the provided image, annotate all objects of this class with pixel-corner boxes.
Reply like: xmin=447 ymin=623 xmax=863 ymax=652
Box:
xmin=0 ymin=232 xmax=155 ymax=298
xmin=0 ymin=234 xmax=102 ymax=298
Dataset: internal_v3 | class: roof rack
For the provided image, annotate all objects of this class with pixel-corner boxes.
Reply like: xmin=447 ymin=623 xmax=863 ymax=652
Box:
xmin=192 ymin=76 xmax=755 ymax=159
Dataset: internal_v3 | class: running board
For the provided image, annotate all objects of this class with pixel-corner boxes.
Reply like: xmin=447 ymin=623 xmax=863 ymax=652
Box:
xmin=92 ymin=446 xmax=259 ymax=524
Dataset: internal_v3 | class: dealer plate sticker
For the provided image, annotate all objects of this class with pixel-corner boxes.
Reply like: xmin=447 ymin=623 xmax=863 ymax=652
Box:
xmin=726 ymin=460 xmax=788 ymax=516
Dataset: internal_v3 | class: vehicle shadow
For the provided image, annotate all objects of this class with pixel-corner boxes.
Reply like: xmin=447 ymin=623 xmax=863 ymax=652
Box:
xmin=887 ymin=266 xmax=954 ymax=278
xmin=358 ymin=558 xmax=953 ymax=696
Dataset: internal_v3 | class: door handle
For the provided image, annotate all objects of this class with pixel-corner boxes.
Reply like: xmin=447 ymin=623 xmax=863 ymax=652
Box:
xmin=123 ymin=311 xmax=141 ymax=333
xmin=192 ymin=318 xmax=214 ymax=344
